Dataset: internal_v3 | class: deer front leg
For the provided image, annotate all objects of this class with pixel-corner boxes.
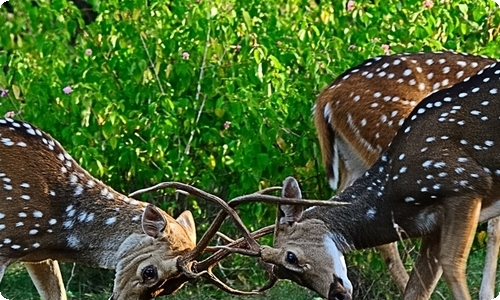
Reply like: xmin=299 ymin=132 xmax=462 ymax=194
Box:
xmin=404 ymin=233 xmax=442 ymax=300
xmin=439 ymin=197 xmax=482 ymax=300
xmin=479 ymin=216 xmax=500 ymax=300
xmin=376 ymin=243 xmax=409 ymax=293
xmin=24 ymin=259 xmax=67 ymax=300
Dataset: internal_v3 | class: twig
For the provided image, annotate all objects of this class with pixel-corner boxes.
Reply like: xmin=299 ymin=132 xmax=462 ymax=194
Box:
xmin=133 ymin=132 xmax=161 ymax=170
xmin=65 ymin=262 xmax=77 ymax=291
xmin=185 ymin=23 xmax=211 ymax=155
xmin=139 ymin=32 xmax=165 ymax=95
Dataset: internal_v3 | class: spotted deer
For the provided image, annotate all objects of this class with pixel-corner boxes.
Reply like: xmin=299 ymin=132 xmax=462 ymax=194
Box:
xmin=252 ymin=60 xmax=500 ymax=299
xmin=0 ymin=118 xmax=197 ymax=300
xmin=313 ymin=51 xmax=499 ymax=299
xmin=0 ymin=121 xmax=340 ymax=300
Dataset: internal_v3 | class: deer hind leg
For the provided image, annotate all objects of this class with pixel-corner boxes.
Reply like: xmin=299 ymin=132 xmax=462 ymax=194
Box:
xmin=376 ymin=243 xmax=409 ymax=293
xmin=404 ymin=233 xmax=443 ymax=300
xmin=24 ymin=259 xmax=67 ymax=300
xmin=439 ymin=197 xmax=482 ymax=300
xmin=479 ymin=216 xmax=500 ymax=300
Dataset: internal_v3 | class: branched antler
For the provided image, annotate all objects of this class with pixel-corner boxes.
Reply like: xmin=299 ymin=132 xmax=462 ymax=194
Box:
xmin=130 ymin=180 xmax=347 ymax=295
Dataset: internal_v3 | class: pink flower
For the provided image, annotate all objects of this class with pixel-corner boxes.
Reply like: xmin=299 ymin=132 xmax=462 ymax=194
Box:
xmin=4 ymin=111 xmax=15 ymax=118
xmin=277 ymin=41 xmax=282 ymax=46
xmin=0 ymin=89 xmax=8 ymax=98
xmin=85 ymin=48 xmax=92 ymax=56
xmin=423 ymin=0 xmax=433 ymax=8
xmin=182 ymin=52 xmax=190 ymax=59
xmin=346 ymin=0 xmax=355 ymax=11
xmin=63 ymin=86 xmax=73 ymax=94
xmin=381 ymin=44 xmax=390 ymax=55
xmin=235 ymin=45 xmax=242 ymax=51
xmin=223 ymin=121 xmax=231 ymax=130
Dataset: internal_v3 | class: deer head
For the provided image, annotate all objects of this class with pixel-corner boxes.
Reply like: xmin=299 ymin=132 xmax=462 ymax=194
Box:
xmin=260 ymin=177 xmax=352 ymax=299
xmin=111 ymin=206 xmax=196 ymax=300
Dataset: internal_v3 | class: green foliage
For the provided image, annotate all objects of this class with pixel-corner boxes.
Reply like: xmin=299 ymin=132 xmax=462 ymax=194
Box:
xmin=1 ymin=0 xmax=499 ymax=298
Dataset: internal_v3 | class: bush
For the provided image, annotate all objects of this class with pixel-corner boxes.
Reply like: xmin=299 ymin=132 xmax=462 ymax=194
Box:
xmin=1 ymin=0 xmax=499 ymax=298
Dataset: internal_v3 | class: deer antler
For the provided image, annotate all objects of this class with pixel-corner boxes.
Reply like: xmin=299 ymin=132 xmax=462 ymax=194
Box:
xmin=130 ymin=181 xmax=348 ymax=295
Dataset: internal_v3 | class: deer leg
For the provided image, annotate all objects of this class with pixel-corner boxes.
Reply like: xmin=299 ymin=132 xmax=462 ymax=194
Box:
xmin=479 ymin=216 xmax=500 ymax=300
xmin=376 ymin=242 xmax=409 ymax=292
xmin=24 ymin=259 xmax=67 ymax=300
xmin=439 ymin=197 xmax=481 ymax=300
xmin=404 ymin=233 xmax=442 ymax=300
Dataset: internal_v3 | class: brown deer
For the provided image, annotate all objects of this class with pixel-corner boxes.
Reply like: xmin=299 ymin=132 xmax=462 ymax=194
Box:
xmin=0 ymin=118 xmax=198 ymax=300
xmin=0 ymin=119 xmax=337 ymax=300
xmin=253 ymin=60 xmax=500 ymax=299
xmin=313 ymin=51 xmax=499 ymax=299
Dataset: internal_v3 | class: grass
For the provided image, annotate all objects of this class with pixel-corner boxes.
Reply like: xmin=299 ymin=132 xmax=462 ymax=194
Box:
xmin=1 ymin=241 xmax=498 ymax=300
xmin=0 ymin=262 xmax=317 ymax=300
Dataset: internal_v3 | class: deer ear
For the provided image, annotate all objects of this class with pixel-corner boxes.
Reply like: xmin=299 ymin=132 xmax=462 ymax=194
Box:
xmin=142 ymin=205 xmax=168 ymax=238
xmin=176 ymin=210 xmax=197 ymax=245
xmin=277 ymin=177 xmax=304 ymax=225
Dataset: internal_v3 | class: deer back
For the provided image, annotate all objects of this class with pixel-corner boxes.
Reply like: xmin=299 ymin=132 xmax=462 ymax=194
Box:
xmin=384 ymin=62 xmax=500 ymax=211
xmin=314 ymin=52 xmax=497 ymax=190
xmin=0 ymin=118 xmax=197 ymax=300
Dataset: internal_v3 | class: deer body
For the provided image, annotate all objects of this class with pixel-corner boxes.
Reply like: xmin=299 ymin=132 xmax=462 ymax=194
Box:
xmin=262 ymin=61 xmax=500 ymax=299
xmin=0 ymin=118 xmax=197 ymax=300
xmin=313 ymin=51 xmax=499 ymax=299
xmin=314 ymin=51 xmax=496 ymax=191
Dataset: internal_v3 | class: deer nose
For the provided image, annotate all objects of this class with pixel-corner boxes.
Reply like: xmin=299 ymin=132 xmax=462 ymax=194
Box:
xmin=329 ymin=291 xmax=352 ymax=300
xmin=328 ymin=275 xmax=352 ymax=300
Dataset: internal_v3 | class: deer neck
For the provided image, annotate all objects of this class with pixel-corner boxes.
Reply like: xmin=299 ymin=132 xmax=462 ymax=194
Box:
xmin=304 ymin=158 xmax=441 ymax=252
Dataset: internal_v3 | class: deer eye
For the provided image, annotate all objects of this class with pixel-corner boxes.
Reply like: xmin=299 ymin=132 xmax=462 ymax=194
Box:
xmin=286 ymin=251 xmax=298 ymax=265
xmin=142 ymin=265 xmax=157 ymax=282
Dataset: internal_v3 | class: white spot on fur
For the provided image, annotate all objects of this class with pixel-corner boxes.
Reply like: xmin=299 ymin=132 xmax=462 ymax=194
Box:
xmin=106 ymin=217 xmax=117 ymax=225
xmin=67 ymin=235 xmax=81 ymax=249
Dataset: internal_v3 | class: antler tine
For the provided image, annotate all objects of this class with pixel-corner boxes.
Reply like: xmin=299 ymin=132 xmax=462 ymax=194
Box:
xmin=215 ymin=231 xmax=235 ymax=244
xmin=201 ymin=268 xmax=262 ymax=295
xmin=228 ymin=193 xmax=350 ymax=208
xmin=256 ymin=186 xmax=282 ymax=194
xmin=193 ymin=225 xmax=278 ymax=295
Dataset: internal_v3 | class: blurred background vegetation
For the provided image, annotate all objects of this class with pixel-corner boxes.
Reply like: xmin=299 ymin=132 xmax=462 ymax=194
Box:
xmin=1 ymin=0 xmax=499 ymax=298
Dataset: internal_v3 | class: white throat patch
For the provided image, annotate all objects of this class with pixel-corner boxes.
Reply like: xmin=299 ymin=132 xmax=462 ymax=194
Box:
xmin=324 ymin=234 xmax=353 ymax=294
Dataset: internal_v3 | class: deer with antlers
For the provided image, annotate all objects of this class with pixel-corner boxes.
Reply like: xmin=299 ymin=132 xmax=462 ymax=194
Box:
xmin=0 ymin=118 xmax=341 ymax=299
xmin=251 ymin=60 xmax=500 ymax=299
xmin=313 ymin=51 xmax=499 ymax=299
xmin=0 ymin=117 xmax=200 ymax=300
